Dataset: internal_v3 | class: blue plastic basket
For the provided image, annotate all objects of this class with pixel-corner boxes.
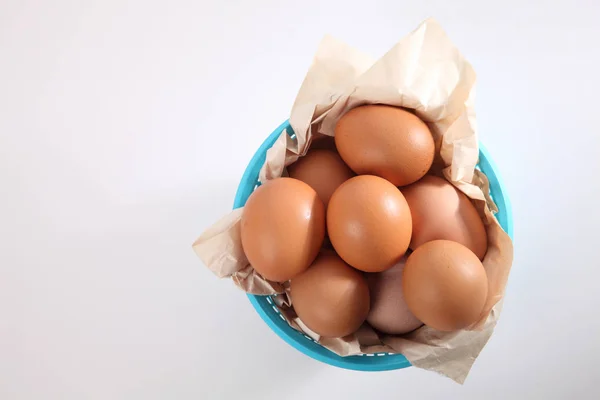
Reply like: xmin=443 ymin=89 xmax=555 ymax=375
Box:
xmin=233 ymin=120 xmax=514 ymax=371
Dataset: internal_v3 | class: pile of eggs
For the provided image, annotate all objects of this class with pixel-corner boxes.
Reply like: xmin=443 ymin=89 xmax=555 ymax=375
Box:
xmin=241 ymin=105 xmax=489 ymax=338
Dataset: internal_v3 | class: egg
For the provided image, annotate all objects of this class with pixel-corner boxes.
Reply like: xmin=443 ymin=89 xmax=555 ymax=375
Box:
xmin=241 ymin=177 xmax=325 ymax=282
xmin=288 ymin=149 xmax=355 ymax=207
xmin=290 ymin=252 xmax=370 ymax=338
xmin=327 ymin=175 xmax=412 ymax=272
xmin=402 ymin=240 xmax=488 ymax=332
xmin=366 ymin=257 xmax=423 ymax=335
xmin=308 ymin=135 xmax=337 ymax=151
xmin=401 ymin=175 xmax=488 ymax=259
xmin=334 ymin=105 xmax=435 ymax=187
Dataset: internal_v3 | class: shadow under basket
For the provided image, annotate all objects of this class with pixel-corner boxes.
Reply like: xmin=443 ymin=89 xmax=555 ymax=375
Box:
xmin=233 ymin=120 xmax=514 ymax=371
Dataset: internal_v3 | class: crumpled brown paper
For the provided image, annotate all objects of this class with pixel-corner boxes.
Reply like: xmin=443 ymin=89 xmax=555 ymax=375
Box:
xmin=193 ymin=18 xmax=514 ymax=384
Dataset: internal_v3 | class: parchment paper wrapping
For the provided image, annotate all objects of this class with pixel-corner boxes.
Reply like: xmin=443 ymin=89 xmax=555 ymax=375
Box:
xmin=193 ymin=18 xmax=514 ymax=384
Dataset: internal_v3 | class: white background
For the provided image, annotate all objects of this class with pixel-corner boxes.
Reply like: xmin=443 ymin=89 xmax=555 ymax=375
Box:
xmin=1 ymin=1 xmax=599 ymax=399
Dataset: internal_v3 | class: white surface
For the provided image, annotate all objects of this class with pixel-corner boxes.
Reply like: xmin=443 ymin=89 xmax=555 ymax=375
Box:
xmin=1 ymin=1 xmax=599 ymax=399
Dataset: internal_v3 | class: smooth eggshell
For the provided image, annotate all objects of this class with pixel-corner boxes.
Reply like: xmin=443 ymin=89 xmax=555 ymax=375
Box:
xmin=288 ymin=149 xmax=355 ymax=208
xmin=241 ymin=177 xmax=325 ymax=282
xmin=403 ymin=240 xmax=488 ymax=332
xmin=366 ymin=258 xmax=423 ymax=335
xmin=290 ymin=252 xmax=370 ymax=338
xmin=327 ymin=175 xmax=412 ymax=272
xmin=334 ymin=105 xmax=435 ymax=187
xmin=401 ymin=175 xmax=488 ymax=259
xmin=308 ymin=135 xmax=337 ymax=151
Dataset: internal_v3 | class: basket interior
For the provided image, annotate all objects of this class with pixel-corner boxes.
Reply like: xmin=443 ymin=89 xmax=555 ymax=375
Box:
xmin=233 ymin=120 xmax=514 ymax=371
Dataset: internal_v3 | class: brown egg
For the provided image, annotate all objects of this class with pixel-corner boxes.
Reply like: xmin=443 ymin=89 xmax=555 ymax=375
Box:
xmin=309 ymin=135 xmax=337 ymax=151
xmin=403 ymin=240 xmax=488 ymax=332
xmin=401 ymin=175 xmax=488 ymax=259
xmin=366 ymin=257 xmax=423 ymax=335
xmin=290 ymin=252 xmax=370 ymax=338
xmin=241 ymin=178 xmax=325 ymax=282
xmin=327 ymin=175 xmax=412 ymax=272
xmin=288 ymin=149 xmax=355 ymax=208
xmin=334 ymin=105 xmax=435 ymax=187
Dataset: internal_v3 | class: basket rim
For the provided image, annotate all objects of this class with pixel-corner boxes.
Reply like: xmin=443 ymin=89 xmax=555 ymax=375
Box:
xmin=233 ymin=119 xmax=514 ymax=371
